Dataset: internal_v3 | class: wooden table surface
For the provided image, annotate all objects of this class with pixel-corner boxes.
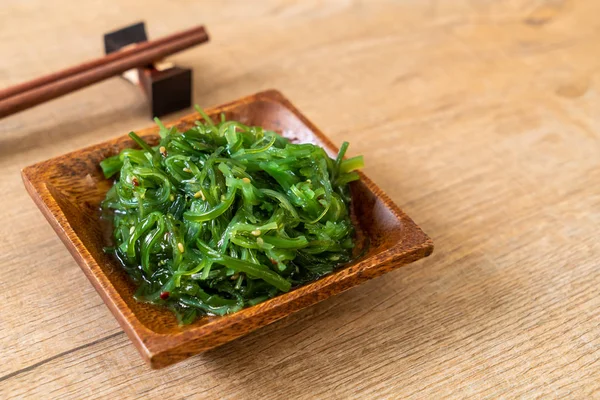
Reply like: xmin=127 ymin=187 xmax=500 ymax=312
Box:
xmin=2 ymin=0 xmax=599 ymax=398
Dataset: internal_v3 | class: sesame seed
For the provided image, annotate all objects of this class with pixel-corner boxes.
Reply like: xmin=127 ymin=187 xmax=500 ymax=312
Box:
xmin=177 ymin=243 xmax=185 ymax=253
xmin=183 ymin=167 xmax=191 ymax=173
xmin=256 ymin=237 xmax=264 ymax=246
xmin=230 ymin=273 xmax=239 ymax=280
xmin=251 ymin=229 xmax=261 ymax=236
xmin=194 ymin=190 xmax=205 ymax=200
xmin=159 ymin=146 xmax=167 ymax=156
xmin=242 ymin=177 xmax=251 ymax=183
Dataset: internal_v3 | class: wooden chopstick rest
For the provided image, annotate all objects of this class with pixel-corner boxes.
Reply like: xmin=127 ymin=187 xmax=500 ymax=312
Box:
xmin=104 ymin=22 xmax=193 ymax=118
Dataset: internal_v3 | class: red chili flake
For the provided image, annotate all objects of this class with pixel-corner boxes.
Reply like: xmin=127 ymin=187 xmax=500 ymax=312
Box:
xmin=132 ymin=177 xmax=139 ymax=187
xmin=270 ymin=258 xmax=278 ymax=265
xmin=160 ymin=291 xmax=170 ymax=300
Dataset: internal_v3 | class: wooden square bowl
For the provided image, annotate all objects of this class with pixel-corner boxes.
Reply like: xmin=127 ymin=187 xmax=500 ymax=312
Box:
xmin=22 ymin=90 xmax=433 ymax=368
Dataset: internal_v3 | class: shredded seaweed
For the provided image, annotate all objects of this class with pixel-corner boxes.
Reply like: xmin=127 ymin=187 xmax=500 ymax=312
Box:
xmin=100 ymin=110 xmax=364 ymax=324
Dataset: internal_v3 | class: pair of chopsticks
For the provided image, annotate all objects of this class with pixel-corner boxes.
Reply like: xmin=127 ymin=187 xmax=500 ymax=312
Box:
xmin=0 ymin=25 xmax=209 ymax=119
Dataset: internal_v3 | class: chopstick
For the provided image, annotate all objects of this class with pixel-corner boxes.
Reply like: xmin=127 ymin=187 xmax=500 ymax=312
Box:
xmin=0 ymin=25 xmax=209 ymax=119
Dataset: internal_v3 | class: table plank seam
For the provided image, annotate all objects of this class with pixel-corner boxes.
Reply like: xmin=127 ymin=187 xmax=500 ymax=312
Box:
xmin=0 ymin=331 xmax=124 ymax=383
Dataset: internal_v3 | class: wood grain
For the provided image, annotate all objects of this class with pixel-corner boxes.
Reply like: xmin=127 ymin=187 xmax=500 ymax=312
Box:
xmin=1 ymin=0 xmax=600 ymax=397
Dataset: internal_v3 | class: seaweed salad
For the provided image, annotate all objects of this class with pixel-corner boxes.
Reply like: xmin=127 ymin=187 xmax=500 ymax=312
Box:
xmin=100 ymin=108 xmax=364 ymax=324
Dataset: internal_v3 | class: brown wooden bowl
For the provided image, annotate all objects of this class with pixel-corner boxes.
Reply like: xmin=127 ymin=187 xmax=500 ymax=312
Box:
xmin=22 ymin=90 xmax=433 ymax=369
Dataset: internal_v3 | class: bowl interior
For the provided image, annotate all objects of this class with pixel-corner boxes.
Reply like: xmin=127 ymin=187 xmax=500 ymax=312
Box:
xmin=37 ymin=98 xmax=408 ymax=334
